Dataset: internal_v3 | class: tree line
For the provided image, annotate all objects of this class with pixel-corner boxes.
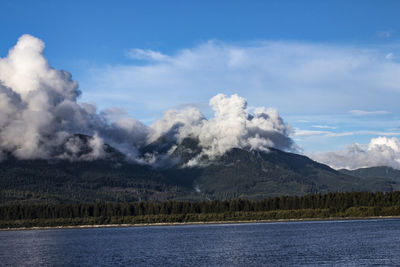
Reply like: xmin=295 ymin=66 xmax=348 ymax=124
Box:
xmin=1 ymin=191 xmax=400 ymax=223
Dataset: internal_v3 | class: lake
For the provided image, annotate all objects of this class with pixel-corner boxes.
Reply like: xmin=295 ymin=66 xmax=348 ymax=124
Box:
xmin=1 ymin=219 xmax=399 ymax=266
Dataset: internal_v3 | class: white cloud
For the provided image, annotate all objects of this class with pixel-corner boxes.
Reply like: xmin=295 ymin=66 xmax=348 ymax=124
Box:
xmin=378 ymin=30 xmax=394 ymax=38
xmin=311 ymin=137 xmax=400 ymax=170
xmin=293 ymin=128 xmax=400 ymax=138
xmin=83 ymin=40 xmax=400 ymax=118
xmin=148 ymin=106 xmax=205 ymax=143
xmin=127 ymin=49 xmax=170 ymax=61
xmin=149 ymin=94 xmax=294 ymax=166
xmin=0 ymin=34 xmax=147 ymax=161
xmin=0 ymin=35 xmax=295 ymax=165
xmin=312 ymin=125 xmax=336 ymax=129
xmin=3 ymin=34 xmax=400 ymax=172
xmin=294 ymin=129 xmax=329 ymax=137
xmin=349 ymin=110 xmax=391 ymax=116
xmin=386 ymin=53 xmax=394 ymax=60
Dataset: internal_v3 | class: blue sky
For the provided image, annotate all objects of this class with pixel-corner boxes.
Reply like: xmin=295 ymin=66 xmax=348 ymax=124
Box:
xmin=1 ymin=0 xmax=400 ymax=154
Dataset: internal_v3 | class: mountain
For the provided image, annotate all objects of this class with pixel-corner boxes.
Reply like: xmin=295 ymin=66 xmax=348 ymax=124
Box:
xmin=0 ymin=135 xmax=196 ymax=205
xmin=163 ymin=139 xmax=393 ymax=199
xmin=0 ymin=157 xmax=196 ymax=205
xmin=0 ymin=136 xmax=395 ymax=205
xmin=339 ymin=166 xmax=400 ymax=190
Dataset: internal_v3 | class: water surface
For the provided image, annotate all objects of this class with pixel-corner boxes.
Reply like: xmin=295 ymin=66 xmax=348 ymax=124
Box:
xmin=1 ymin=219 xmax=399 ymax=266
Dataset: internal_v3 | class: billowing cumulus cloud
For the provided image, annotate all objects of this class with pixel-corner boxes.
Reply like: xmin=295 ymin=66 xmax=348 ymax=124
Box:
xmin=310 ymin=137 xmax=400 ymax=170
xmin=148 ymin=94 xmax=294 ymax=165
xmin=0 ymin=35 xmax=294 ymax=165
xmin=148 ymin=106 xmax=205 ymax=144
xmin=194 ymin=94 xmax=293 ymax=159
xmin=0 ymin=34 xmax=146 ymax=161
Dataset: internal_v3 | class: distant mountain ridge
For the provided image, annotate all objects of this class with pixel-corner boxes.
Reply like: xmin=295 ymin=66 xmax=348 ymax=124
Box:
xmin=0 ymin=135 xmax=396 ymax=205
xmin=339 ymin=166 xmax=400 ymax=190
xmin=163 ymin=142 xmax=393 ymax=199
xmin=339 ymin=166 xmax=400 ymax=180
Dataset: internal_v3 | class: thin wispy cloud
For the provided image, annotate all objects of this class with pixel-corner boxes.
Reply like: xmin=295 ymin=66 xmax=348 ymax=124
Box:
xmin=377 ymin=30 xmax=394 ymax=38
xmin=293 ymin=129 xmax=354 ymax=138
xmin=79 ymin=40 xmax=400 ymax=160
xmin=385 ymin=53 xmax=394 ymax=60
xmin=293 ymin=129 xmax=400 ymax=138
xmin=293 ymin=129 xmax=330 ymax=137
xmin=312 ymin=125 xmax=336 ymax=129
xmin=127 ymin=49 xmax=170 ymax=61
xmin=83 ymin=40 xmax=400 ymax=119
xmin=348 ymin=110 xmax=391 ymax=116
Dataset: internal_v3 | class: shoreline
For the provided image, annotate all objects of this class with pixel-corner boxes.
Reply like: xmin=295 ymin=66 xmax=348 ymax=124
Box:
xmin=2 ymin=215 xmax=400 ymax=231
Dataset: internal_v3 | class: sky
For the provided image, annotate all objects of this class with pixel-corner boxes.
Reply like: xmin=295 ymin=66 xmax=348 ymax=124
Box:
xmin=1 ymin=0 xmax=400 ymax=168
